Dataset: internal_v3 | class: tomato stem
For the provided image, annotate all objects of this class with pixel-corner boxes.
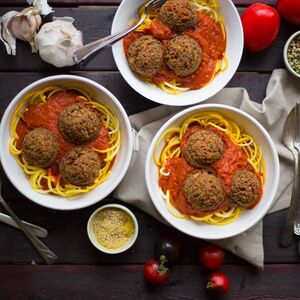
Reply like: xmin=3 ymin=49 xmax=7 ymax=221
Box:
xmin=157 ymin=255 xmax=169 ymax=274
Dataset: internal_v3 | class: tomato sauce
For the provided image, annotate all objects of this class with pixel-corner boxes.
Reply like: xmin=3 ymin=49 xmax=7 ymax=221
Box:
xmin=123 ymin=12 xmax=226 ymax=89
xmin=16 ymin=90 xmax=109 ymax=176
xmin=159 ymin=125 xmax=262 ymax=217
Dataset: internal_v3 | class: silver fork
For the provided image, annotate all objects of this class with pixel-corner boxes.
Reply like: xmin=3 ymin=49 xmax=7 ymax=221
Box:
xmin=73 ymin=0 xmax=166 ymax=63
xmin=0 ymin=179 xmax=57 ymax=264
xmin=294 ymin=102 xmax=300 ymax=237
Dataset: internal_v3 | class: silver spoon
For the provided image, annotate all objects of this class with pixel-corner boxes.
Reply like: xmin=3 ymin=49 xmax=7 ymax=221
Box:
xmin=0 ymin=179 xmax=57 ymax=264
xmin=73 ymin=0 xmax=166 ymax=63
xmin=280 ymin=106 xmax=299 ymax=247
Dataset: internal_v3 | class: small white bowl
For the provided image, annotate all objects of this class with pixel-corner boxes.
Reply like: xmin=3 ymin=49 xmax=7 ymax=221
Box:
xmin=283 ymin=31 xmax=300 ymax=79
xmin=145 ymin=104 xmax=280 ymax=240
xmin=87 ymin=204 xmax=139 ymax=254
xmin=0 ymin=75 xmax=133 ymax=210
xmin=111 ymin=0 xmax=243 ymax=106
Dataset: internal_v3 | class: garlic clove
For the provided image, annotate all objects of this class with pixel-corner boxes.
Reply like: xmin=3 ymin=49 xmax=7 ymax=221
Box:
xmin=35 ymin=20 xmax=83 ymax=67
xmin=0 ymin=11 xmax=18 ymax=55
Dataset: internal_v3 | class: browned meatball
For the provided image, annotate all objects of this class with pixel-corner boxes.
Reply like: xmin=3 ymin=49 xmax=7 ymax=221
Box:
xmin=229 ymin=169 xmax=260 ymax=208
xmin=183 ymin=130 xmax=224 ymax=167
xmin=58 ymin=103 xmax=100 ymax=144
xmin=22 ymin=127 xmax=58 ymax=168
xmin=165 ymin=35 xmax=202 ymax=76
xmin=183 ymin=170 xmax=225 ymax=211
xmin=59 ymin=146 xmax=101 ymax=186
xmin=127 ymin=35 xmax=164 ymax=78
xmin=159 ymin=0 xmax=197 ymax=32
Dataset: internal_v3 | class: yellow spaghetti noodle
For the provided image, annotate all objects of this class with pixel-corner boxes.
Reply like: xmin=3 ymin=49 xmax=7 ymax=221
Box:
xmin=133 ymin=0 xmax=228 ymax=94
xmin=9 ymin=85 xmax=121 ymax=198
xmin=154 ymin=111 xmax=266 ymax=225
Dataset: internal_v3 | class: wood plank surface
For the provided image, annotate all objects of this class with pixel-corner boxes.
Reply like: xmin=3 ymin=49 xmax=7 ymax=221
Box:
xmin=0 ymin=7 xmax=297 ymax=72
xmin=0 ymin=264 xmax=300 ymax=299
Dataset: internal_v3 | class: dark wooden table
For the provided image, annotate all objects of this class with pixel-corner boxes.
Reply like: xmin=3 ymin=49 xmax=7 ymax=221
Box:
xmin=0 ymin=0 xmax=300 ymax=299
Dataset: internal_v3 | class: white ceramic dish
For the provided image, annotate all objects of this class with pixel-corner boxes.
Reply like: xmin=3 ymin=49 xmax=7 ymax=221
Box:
xmin=145 ymin=104 xmax=280 ymax=240
xmin=283 ymin=30 xmax=300 ymax=79
xmin=111 ymin=0 xmax=243 ymax=106
xmin=0 ymin=75 xmax=133 ymax=210
xmin=87 ymin=204 xmax=138 ymax=254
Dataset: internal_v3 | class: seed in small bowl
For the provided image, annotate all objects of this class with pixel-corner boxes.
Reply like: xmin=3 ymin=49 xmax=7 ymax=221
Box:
xmin=284 ymin=31 xmax=300 ymax=79
xmin=87 ymin=204 xmax=138 ymax=254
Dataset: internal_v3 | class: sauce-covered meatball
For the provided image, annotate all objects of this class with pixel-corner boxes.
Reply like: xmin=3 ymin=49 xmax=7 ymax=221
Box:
xmin=229 ymin=169 xmax=260 ymax=208
xmin=183 ymin=170 xmax=225 ymax=211
xmin=165 ymin=35 xmax=202 ymax=76
xmin=183 ymin=130 xmax=224 ymax=167
xmin=22 ymin=127 xmax=58 ymax=168
xmin=159 ymin=0 xmax=197 ymax=32
xmin=59 ymin=146 xmax=101 ymax=186
xmin=58 ymin=103 xmax=100 ymax=144
xmin=127 ymin=35 xmax=164 ymax=77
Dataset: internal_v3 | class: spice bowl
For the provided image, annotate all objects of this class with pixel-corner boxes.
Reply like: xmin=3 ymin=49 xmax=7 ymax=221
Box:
xmin=283 ymin=31 xmax=300 ymax=79
xmin=87 ymin=204 xmax=138 ymax=254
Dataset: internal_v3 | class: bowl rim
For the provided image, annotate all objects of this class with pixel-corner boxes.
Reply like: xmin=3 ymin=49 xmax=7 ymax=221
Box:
xmin=283 ymin=30 xmax=300 ymax=79
xmin=87 ymin=203 xmax=139 ymax=254
xmin=0 ymin=74 xmax=133 ymax=211
xmin=145 ymin=103 xmax=280 ymax=240
xmin=111 ymin=0 xmax=244 ymax=106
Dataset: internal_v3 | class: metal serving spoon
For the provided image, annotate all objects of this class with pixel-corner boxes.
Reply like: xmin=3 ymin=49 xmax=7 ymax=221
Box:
xmin=73 ymin=0 xmax=166 ymax=63
xmin=280 ymin=106 xmax=299 ymax=247
xmin=0 ymin=179 xmax=57 ymax=264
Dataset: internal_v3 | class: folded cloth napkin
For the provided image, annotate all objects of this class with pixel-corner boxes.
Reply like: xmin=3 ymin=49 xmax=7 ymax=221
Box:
xmin=114 ymin=69 xmax=300 ymax=268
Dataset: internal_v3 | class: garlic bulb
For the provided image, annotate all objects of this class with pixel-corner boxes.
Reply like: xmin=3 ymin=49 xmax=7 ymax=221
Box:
xmin=10 ymin=7 xmax=42 ymax=52
xmin=27 ymin=0 xmax=53 ymax=16
xmin=34 ymin=20 xmax=83 ymax=67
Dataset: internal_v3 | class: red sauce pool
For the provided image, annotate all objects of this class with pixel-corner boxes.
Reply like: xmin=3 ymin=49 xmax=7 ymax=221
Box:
xmin=16 ymin=90 xmax=109 ymax=177
xmin=159 ymin=124 xmax=263 ymax=217
xmin=123 ymin=12 xmax=226 ymax=89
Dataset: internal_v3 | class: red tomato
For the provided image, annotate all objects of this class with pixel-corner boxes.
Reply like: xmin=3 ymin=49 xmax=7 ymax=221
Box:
xmin=242 ymin=3 xmax=280 ymax=52
xmin=144 ymin=258 xmax=169 ymax=285
xmin=199 ymin=244 xmax=225 ymax=270
xmin=277 ymin=0 xmax=300 ymax=26
xmin=206 ymin=272 xmax=230 ymax=295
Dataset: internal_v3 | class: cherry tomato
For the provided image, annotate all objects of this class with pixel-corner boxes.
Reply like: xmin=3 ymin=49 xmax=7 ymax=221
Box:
xmin=144 ymin=256 xmax=169 ymax=285
xmin=206 ymin=272 xmax=230 ymax=295
xmin=277 ymin=0 xmax=300 ymax=26
xmin=241 ymin=3 xmax=280 ymax=52
xmin=199 ymin=244 xmax=225 ymax=270
xmin=154 ymin=236 xmax=181 ymax=265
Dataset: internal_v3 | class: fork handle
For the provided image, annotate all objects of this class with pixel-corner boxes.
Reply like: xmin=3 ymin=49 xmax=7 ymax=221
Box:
xmin=73 ymin=18 xmax=144 ymax=63
xmin=0 ymin=197 xmax=57 ymax=264
xmin=294 ymin=150 xmax=300 ymax=235
xmin=280 ymin=151 xmax=299 ymax=247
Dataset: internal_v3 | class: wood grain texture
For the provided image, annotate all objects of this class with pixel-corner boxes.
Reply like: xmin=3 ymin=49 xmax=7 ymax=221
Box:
xmin=0 ymin=7 xmax=297 ymax=72
xmin=0 ymin=264 xmax=299 ymax=299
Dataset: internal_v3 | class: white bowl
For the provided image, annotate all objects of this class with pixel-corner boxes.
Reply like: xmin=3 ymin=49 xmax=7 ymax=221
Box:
xmin=0 ymin=75 xmax=133 ymax=210
xmin=111 ymin=0 xmax=243 ymax=106
xmin=87 ymin=204 xmax=139 ymax=254
xmin=283 ymin=31 xmax=300 ymax=79
xmin=145 ymin=104 xmax=280 ymax=240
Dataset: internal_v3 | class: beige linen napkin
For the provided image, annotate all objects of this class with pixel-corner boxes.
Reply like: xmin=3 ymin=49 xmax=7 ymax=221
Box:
xmin=114 ymin=69 xmax=300 ymax=268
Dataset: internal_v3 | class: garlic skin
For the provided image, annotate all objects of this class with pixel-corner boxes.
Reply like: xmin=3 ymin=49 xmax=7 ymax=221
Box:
xmin=10 ymin=7 xmax=42 ymax=53
xmin=34 ymin=20 xmax=83 ymax=67
xmin=0 ymin=11 xmax=18 ymax=55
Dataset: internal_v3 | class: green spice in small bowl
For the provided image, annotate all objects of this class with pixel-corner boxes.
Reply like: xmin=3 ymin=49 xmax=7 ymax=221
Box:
xmin=284 ymin=31 xmax=300 ymax=79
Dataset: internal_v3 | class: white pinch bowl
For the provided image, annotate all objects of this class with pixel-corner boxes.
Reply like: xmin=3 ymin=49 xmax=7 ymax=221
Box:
xmin=111 ymin=0 xmax=243 ymax=106
xmin=0 ymin=75 xmax=133 ymax=210
xmin=145 ymin=104 xmax=280 ymax=240
xmin=87 ymin=204 xmax=139 ymax=254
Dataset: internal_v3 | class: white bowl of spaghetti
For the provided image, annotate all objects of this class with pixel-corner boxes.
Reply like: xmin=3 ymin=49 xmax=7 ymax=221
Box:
xmin=145 ymin=104 xmax=279 ymax=239
xmin=112 ymin=0 xmax=243 ymax=106
xmin=0 ymin=75 xmax=133 ymax=210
